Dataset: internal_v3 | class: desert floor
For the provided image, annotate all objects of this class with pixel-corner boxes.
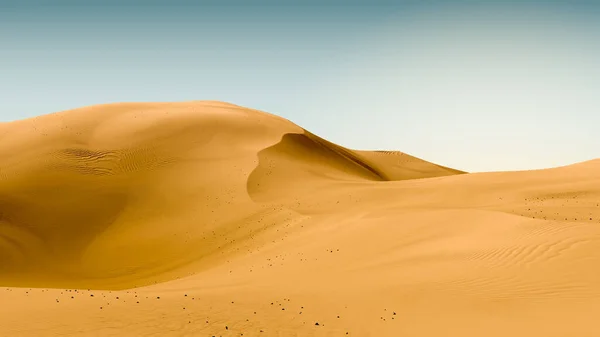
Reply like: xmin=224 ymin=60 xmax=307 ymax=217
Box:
xmin=1 ymin=101 xmax=599 ymax=336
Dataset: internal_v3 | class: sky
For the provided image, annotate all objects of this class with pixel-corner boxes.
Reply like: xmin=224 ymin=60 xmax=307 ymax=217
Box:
xmin=1 ymin=0 xmax=599 ymax=172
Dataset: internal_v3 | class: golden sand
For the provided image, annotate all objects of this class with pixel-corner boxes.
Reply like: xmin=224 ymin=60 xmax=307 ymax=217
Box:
xmin=1 ymin=101 xmax=598 ymax=336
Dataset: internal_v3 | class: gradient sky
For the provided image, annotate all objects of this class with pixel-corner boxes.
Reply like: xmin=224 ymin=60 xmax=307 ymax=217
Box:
xmin=1 ymin=0 xmax=599 ymax=172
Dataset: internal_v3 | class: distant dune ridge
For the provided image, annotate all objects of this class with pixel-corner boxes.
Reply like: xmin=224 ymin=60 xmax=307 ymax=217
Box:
xmin=1 ymin=101 xmax=600 ymax=336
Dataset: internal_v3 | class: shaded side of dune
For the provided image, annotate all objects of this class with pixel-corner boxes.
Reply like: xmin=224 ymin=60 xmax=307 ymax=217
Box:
xmin=247 ymin=129 xmax=466 ymax=200
xmin=355 ymin=150 xmax=466 ymax=180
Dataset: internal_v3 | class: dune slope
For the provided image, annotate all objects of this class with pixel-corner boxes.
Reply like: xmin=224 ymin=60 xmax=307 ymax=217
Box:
xmin=1 ymin=101 xmax=599 ymax=337
xmin=0 ymin=101 xmax=462 ymax=289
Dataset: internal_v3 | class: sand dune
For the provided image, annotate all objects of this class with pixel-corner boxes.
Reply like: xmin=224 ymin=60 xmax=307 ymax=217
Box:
xmin=1 ymin=101 xmax=599 ymax=336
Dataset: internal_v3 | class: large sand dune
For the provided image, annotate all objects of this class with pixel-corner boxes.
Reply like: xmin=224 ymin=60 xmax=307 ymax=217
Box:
xmin=1 ymin=101 xmax=599 ymax=336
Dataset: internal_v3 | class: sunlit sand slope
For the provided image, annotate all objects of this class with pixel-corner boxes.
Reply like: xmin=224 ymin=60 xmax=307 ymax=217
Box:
xmin=0 ymin=101 xmax=461 ymax=289
xmin=1 ymin=101 xmax=598 ymax=337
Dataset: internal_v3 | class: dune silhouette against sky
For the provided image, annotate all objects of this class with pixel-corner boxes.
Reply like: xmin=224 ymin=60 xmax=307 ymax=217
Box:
xmin=2 ymin=0 xmax=600 ymax=172
xmin=2 ymin=1 xmax=600 ymax=336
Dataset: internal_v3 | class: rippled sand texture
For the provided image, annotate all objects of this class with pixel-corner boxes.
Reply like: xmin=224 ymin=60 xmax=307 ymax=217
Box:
xmin=1 ymin=101 xmax=599 ymax=336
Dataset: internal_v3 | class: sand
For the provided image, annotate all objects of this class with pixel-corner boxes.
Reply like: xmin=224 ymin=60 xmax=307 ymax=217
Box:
xmin=0 ymin=101 xmax=599 ymax=336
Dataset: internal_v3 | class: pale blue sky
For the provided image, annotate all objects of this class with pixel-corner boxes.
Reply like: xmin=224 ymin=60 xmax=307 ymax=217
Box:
xmin=1 ymin=1 xmax=599 ymax=172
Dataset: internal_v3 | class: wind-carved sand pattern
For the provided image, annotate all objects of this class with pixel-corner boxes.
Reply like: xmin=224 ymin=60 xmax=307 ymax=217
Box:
xmin=1 ymin=101 xmax=599 ymax=336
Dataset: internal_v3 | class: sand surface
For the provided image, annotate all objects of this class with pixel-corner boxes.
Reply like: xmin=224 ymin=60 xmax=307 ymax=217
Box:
xmin=1 ymin=101 xmax=599 ymax=336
